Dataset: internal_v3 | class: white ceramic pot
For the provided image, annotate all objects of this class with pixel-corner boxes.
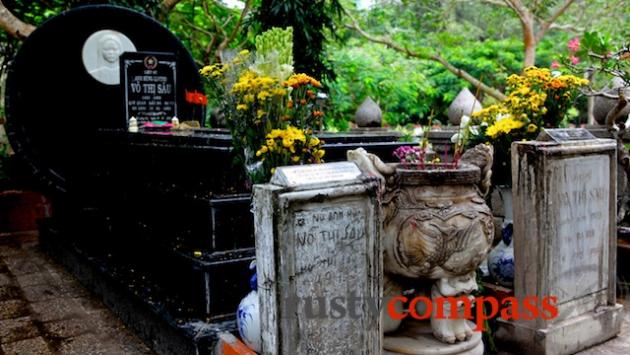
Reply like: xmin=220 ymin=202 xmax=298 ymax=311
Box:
xmin=236 ymin=290 xmax=261 ymax=352
xmin=236 ymin=260 xmax=261 ymax=352
xmin=488 ymin=222 xmax=514 ymax=287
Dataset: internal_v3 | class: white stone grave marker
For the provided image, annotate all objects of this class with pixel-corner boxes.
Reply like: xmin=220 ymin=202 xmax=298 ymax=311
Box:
xmin=496 ymin=135 xmax=623 ymax=354
xmin=254 ymin=162 xmax=382 ymax=354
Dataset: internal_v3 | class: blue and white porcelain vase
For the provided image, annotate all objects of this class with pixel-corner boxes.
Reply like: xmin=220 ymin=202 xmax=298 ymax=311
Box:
xmin=488 ymin=222 xmax=514 ymax=287
xmin=236 ymin=260 xmax=261 ymax=353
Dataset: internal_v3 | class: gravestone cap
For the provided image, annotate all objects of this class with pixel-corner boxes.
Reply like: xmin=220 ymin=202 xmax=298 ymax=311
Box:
xmin=537 ymin=128 xmax=597 ymax=143
xmin=270 ymin=162 xmax=363 ymax=188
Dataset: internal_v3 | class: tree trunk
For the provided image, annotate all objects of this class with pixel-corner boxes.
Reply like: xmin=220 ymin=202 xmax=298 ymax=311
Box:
xmin=523 ymin=40 xmax=536 ymax=68
xmin=0 ymin=0 xmax=35 ymax=40
xmin=521 ymin=15 xmax=536 ymax=68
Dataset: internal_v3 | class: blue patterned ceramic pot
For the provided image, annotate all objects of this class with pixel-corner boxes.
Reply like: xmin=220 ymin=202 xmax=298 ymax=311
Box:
xmin=488 ymin=222 xmax=514 ymax=287
xmin=236 ymin=261 xmax=261 ymax=352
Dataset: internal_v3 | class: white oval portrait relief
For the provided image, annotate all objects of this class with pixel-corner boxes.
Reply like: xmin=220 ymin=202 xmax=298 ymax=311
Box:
xmin=82 ymin=30 xmax=136 ymax=85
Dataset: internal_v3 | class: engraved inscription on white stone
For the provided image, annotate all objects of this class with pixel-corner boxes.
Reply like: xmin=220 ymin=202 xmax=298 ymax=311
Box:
xmin=82 ymin=30 xmax=136 ymax=85
xmin=550 ymin=155 xmax=609 ymax=303
xmin=271 ymin=162 xmax=362 ymax=187
xmin=292 ymin=201 xmax=369 ymax=354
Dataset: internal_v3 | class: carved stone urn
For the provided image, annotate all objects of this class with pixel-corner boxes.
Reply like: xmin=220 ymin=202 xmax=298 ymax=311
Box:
xmin=348 ymin=145 xmax=494 ymax=355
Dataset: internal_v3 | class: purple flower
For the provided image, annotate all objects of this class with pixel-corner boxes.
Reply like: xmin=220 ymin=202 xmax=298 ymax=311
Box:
xmin=393 ymin=146 xmax=423 ymax=164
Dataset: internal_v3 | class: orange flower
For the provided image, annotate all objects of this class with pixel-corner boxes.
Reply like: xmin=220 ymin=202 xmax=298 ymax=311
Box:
xmin=185 ymin=90 xmax=208 ymax=105
xmin=282 ymin=73 xmax=322 ymax=88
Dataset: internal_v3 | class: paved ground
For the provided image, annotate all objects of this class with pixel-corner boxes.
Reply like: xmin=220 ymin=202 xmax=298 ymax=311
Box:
xmin=0 ymin=232 xmax=154 ymax=355
xmin=1 ymin=232 xmax=630 ymax=355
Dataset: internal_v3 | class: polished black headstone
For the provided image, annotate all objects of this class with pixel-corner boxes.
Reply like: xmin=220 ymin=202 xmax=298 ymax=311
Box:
xmin=5 ymin=5 xmax=204 ymax=194
xmin=121 ymin=52 xmax=178 ymax=123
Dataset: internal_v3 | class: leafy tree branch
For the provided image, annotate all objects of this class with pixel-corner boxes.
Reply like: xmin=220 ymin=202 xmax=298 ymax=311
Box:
xmin=486 ymin=0 xmax=576 ymax=66
xmin=217 ymin=0 xmax=252 ymax=58
xmin=344 ymin=9 xmax=507 ymax=101
xmin=0 ymin=0 xmax=34 ymax=40
xmin=158 ymin=0 xmax=184 ymax=21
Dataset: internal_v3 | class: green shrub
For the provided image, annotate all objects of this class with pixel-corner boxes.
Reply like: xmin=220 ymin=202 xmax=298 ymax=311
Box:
xmin=323 ymin=34 xmax=566 ymax=130
xmin=324 ymin=40 xmax=436 ymax=129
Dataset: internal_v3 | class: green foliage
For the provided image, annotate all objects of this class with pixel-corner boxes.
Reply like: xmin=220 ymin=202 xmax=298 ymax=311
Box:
xmin=324 ymin=0 xmax=623 ymax=130
xmin=4 ymin=0 xmax=160 ymax=24
xmin=252 ymin=0 xmax=343 ymax=81
xmin=165 ymin=1 xmax=259 ymax=126
xmin=166 ymin=0 xmax=256 ymax=68
xmin=562 ymin=30 xmax=630 ymax=89
xmin=424 ymin=38 xmax=528 ymax=105
xmin=255 ymin=27 xmax=292 ymax=65
xmin=580 ymin=31 xmax=614 ymax=56
xmin=324 ymin=39 xmax=436 ymax=128
xmin=324 ymin=36 xmax=564 ymax=129
xmin=391 ymin=125 xmax=418 ymax=143
xmin=251 ymin=27 xmax=293 ymax=81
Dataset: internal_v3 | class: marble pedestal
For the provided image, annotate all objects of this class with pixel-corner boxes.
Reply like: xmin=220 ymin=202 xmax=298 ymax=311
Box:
xmin=496 ymin=304 xmax=623 ymax=355
xmin=384 ymin=320 xmax=483 ymax=355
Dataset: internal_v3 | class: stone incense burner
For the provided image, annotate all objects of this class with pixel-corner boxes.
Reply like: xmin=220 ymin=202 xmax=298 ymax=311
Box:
xmin=348 ymin=145 xmax=494 ymax=355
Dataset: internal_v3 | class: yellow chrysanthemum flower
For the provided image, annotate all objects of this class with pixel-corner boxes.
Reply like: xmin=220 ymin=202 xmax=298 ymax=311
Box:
xmin=256 ymin=146 xmax=268 ymax=157
xmin=527 ymin=123 xmax=537 ymax=133
xmin=485 ymin=117 xmax=526 ymax=139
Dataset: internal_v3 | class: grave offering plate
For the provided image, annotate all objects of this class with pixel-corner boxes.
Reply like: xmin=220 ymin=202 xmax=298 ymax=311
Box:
xmin=5 ymin=5 xmax=204 ymax=194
